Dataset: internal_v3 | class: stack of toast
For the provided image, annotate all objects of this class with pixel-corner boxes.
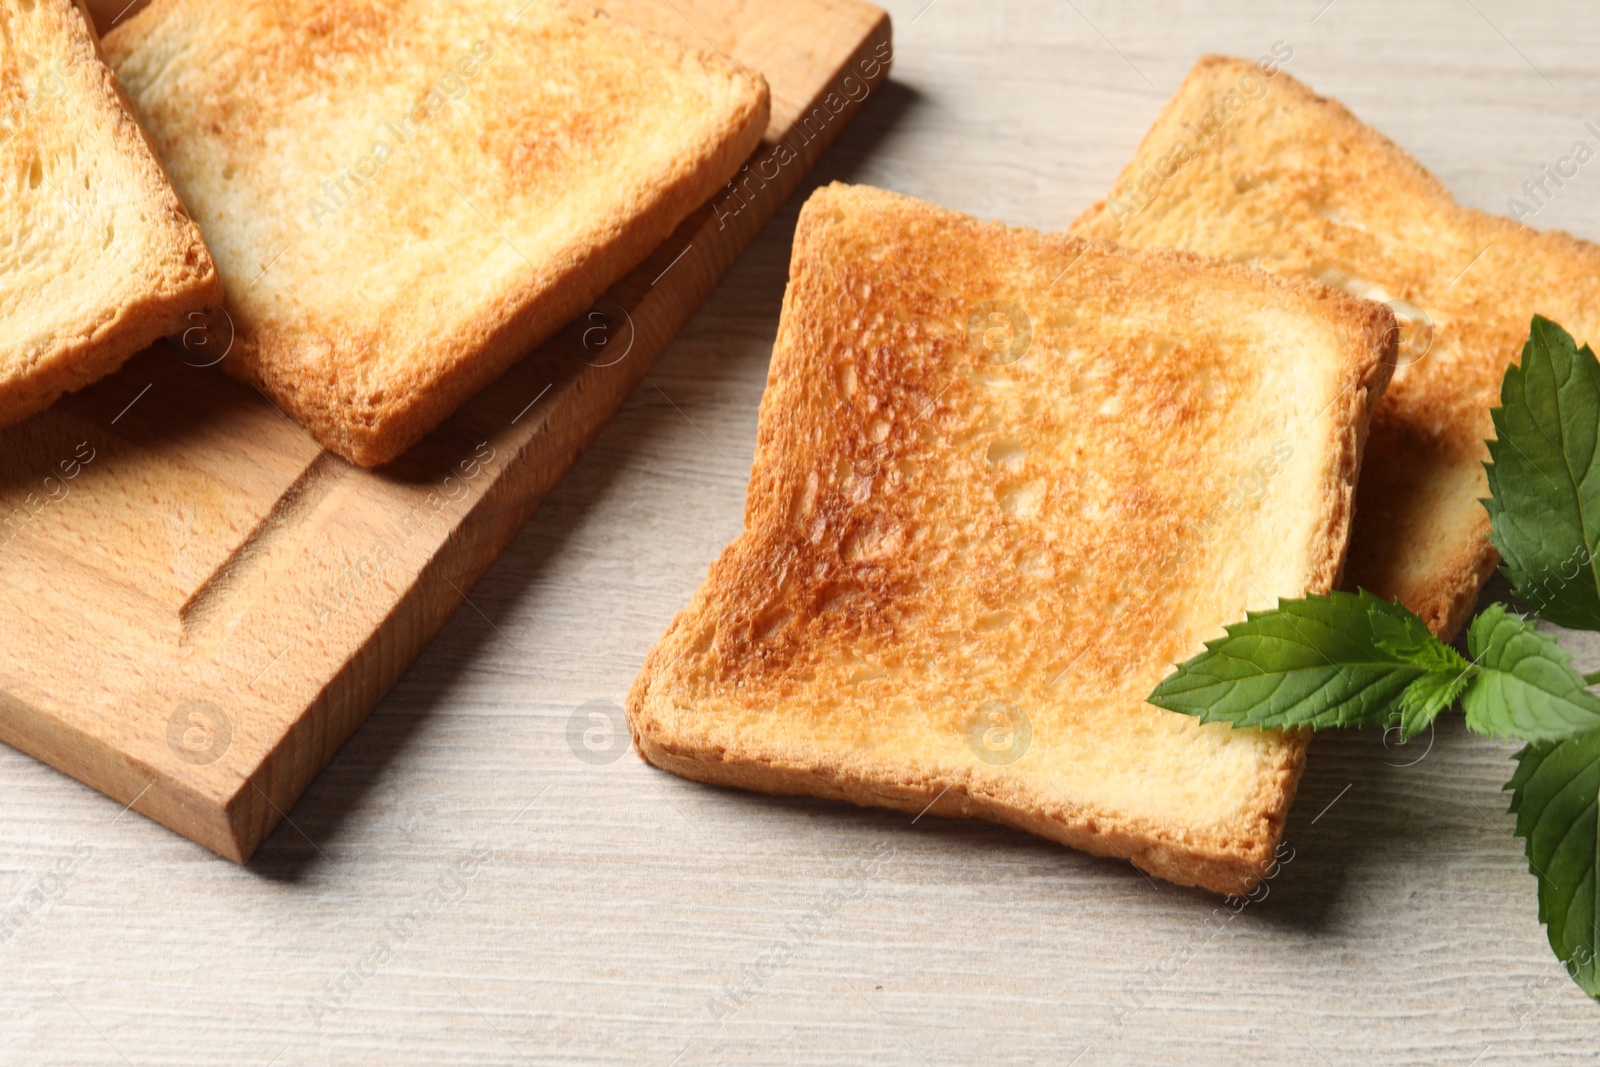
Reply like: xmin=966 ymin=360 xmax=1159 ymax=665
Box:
xmin=7 ymin=1 xmax=1590 ymax=893
xmin=630 ymin=60 xmax=1600 ymax=893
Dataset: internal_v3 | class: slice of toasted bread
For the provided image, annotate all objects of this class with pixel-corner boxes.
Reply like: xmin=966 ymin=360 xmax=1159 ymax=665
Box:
xmin=628 ymin=183 xmax=1396 ymax=894
xmin=0 ymin=0 xmax=218 ymax=428
xmin=102 ymin=0 xmax=770 ymax=467
xmin=1072 ymin=56 xmax=1600 ymax=640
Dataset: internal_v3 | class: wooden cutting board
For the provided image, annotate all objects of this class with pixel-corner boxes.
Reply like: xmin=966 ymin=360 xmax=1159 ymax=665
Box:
xmin=1 ymin=0 xmax=891 ymax=861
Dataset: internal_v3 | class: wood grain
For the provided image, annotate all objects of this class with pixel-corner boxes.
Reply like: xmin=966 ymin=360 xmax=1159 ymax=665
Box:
xmin=8 ymin=2 xmax=1600 ymax=1065
xmin=0 ymin=0 xmax=891 ymax=861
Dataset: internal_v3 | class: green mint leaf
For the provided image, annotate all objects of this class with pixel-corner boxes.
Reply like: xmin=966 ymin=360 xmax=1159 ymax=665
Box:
xmin=1462 ymin=604 xmax=1600 ymax=743
xmin=1148 ymin=590 xmax=1434 ymax=731
xmin=1507 ymin=733 xmax=1600 ymax=996
xmin=1370 ymin=606 xmax=1472 ymax=674
xmin=1398 ymin=670 xmax=1472 ymax=740
xmin=1370 ymin=605 xmax=1474 ymax=738
xmin=1484 ymin=315 xmax=1600 ymax=631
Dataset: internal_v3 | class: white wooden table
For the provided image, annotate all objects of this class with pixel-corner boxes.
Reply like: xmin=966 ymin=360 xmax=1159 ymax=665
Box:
xmin=8 ymin=1 xmax=1600 ymax=1062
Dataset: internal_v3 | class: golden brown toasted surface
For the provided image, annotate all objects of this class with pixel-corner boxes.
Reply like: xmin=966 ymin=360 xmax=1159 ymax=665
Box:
xmin=0 ymin=0 xmax=218 ymax=429
xmin=1072 ymin=55 xmax=1600 ymax=639
xmin=629 ymin=183 xmax=1396 ymax=895
xmin=102 ymin=0 xmax=770 ymax=466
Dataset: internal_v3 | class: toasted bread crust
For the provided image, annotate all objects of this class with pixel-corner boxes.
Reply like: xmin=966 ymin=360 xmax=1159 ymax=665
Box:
xmin=1072 ymin=54 xmax=1600 ymax=639
xmin=630 ymin=184 xmax=1394 ymax=895
xmin=104 ymin=0 xmax=770 ymax=466
xmin=632 ymin=718 xmax=1310 ymax=894
xmin=0 ymin=0 xmax=219 ymax=429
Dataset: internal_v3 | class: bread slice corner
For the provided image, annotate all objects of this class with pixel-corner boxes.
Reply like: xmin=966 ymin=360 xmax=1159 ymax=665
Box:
xmin=629 ymin=182 xmax=1395 ymax=894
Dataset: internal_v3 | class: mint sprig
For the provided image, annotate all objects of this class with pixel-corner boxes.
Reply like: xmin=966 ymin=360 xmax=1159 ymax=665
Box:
xmin=1150 ymin=593 xmax=1598 ymax=744
xmin=1147 ymin=315 xmax=1600 ymax=997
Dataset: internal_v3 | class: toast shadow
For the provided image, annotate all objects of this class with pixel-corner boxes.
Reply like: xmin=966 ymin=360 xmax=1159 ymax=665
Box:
xmin=1239 ymin=718 xmax=1489 ymax=935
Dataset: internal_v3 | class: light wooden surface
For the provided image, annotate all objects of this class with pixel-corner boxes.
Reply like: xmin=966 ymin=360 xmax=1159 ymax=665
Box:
xmin=8 ymin=0 xmax=1600 ymax=1063
xmin=0 ymin=0 xmax=888 ymax=862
